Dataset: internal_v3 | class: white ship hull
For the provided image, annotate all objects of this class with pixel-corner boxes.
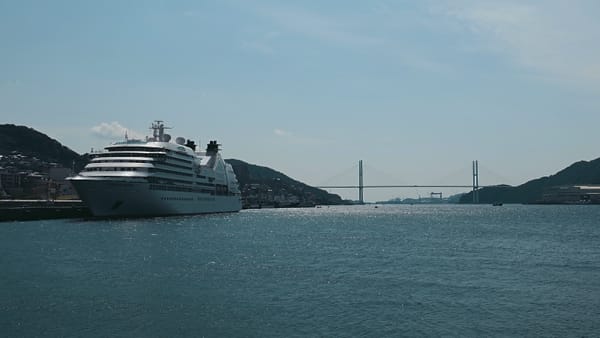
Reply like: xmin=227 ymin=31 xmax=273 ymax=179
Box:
xmin=69 ymin=121 xmax=243 ymax=218
xmin=72 ymin=178 xmax=242 ymax=217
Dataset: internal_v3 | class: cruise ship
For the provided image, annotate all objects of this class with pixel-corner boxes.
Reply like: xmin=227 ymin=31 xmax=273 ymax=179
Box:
xmin=68 ymin=121 xmax=242 ymax=217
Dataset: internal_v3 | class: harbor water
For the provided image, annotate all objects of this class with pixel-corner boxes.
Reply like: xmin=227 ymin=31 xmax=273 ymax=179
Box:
xmin=1 ymin=205 xmax=599 ymax=337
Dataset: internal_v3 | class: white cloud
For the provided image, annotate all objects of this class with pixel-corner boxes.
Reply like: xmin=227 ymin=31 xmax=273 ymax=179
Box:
xmin=259 ymin=5 xmax=384 ymax=47
xmin=274 ymin=128 xmax=292 ymax=137
xmin=91 ymin=122 xmax=144 ymax=140
xmin=438 ymin=0 xmax=600 ymax=86
xmin=248 ymin=4 xmax=454 ymax=74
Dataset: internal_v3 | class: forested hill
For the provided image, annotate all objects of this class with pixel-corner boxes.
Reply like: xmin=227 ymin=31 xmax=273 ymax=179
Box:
xmin=226 ymin=159 xmax=344 ymax=205
xmin=460 ymin=158 xmax=600 ymax=204
xmin=0 ymin=124 xmax=85 ymax=170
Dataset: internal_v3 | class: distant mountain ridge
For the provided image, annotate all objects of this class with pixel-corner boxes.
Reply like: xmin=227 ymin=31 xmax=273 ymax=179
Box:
xmin=460 ymin=158 xmax=600 ymax=204
xmin=5 ymin=124 xmax=597 ymax=205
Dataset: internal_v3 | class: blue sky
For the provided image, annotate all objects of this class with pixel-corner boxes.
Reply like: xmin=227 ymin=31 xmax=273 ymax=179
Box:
xmin=2 ymin=0 xmax=600 ymax=201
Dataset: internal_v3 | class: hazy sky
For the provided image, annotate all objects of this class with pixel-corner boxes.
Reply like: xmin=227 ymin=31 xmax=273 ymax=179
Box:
xmin=2 ymin=0 xmax=599 ymax=201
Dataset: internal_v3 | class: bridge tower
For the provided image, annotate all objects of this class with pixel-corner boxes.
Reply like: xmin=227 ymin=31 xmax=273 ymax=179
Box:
xmin=358 ymin=160 xmax=364 ymax=204
xmin=472 ymin=160 xmax=479 ymax=203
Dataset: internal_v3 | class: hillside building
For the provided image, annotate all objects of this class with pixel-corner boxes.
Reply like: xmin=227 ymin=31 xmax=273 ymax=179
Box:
xmin=539 ymin=185 xmax=600 ymax=204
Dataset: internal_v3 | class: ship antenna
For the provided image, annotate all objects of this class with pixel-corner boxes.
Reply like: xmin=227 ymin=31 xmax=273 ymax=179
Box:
xmin=150 ymin=120 xmax=171 ymax=141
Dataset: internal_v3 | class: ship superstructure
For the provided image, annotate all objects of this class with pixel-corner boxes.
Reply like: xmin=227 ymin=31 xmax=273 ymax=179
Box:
xmin=68 ymin=121 xmax=242 ymax=217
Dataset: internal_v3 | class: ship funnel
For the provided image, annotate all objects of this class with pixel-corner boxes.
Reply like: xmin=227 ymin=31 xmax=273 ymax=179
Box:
xmin=185 ymin=139 xmax=196 ymax=151
xmin=206 ymin=140 xmax=220 ymax=155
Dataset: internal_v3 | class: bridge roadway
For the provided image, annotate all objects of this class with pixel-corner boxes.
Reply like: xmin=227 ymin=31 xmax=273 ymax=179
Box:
xmin=316 ymin=185 xmax=493 ymax=189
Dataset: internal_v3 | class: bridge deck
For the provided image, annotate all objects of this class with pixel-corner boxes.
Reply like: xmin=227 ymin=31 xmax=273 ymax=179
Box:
xmin=316 ymin=185 xmax=490 ymax=189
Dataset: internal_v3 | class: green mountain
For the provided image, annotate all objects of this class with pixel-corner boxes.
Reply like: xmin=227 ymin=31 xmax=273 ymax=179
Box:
xmin=226 ymin=159 xmax=345 ymax=206
xmin=0 ymin=124 xmax=86 ymax=170
xmin=460 ymin=158 xmax=600 ymax=204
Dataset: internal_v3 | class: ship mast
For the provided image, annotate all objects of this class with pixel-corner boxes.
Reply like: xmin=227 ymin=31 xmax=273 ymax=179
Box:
xmin=150 ymin=120 xmax=171 ymax=142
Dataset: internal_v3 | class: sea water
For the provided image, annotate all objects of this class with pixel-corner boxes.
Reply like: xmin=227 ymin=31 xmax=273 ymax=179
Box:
xmin=1 ymin=205 xmax=599 ymax=337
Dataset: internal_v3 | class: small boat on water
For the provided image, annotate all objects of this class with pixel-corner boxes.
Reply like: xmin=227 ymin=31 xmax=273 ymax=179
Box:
xmin=492 ymin=202 xmax=503 ymax=206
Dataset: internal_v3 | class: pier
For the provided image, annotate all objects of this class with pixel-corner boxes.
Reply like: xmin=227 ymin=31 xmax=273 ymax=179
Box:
xmin=0 ymin=200 xmax=91 ymax=222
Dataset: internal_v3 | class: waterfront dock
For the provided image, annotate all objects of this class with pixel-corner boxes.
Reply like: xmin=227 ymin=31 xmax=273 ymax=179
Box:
xmin=0 ymin=200 xmax=91 ymax=222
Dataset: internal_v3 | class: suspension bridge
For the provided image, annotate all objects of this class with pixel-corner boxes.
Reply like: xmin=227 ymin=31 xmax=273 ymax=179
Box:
xmin=316 ymin=160 xmax=498 ymax=204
